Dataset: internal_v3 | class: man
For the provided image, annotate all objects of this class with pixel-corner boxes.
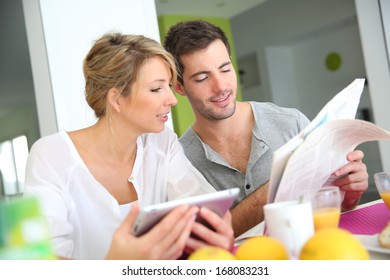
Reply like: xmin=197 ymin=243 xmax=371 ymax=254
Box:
xmin=163 ymin=20 xmax=368 ymax=237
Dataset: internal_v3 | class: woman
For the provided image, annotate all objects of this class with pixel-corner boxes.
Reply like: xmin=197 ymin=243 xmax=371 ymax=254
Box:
xmin=24 ymin=33 xmax=234 ymax=260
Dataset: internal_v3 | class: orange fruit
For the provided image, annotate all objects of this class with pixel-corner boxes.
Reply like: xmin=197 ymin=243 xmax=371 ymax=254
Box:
xmin=188 ymin=246 xmax=237 ymax=260
xmin=299 ymin=228 xmax=369 ymax=260
xmin=235 ymin=236 xmax=289 ymax=260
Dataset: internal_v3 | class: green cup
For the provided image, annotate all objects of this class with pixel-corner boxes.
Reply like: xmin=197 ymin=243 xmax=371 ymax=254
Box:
xmin=0 ymin=196 xmax=56 ymax=259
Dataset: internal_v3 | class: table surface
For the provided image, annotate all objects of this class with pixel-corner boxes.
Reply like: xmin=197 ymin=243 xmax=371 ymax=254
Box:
xmin=234 ymin=199 xmax=390 ymax=260
xmin=339 ymin=199 xmax=390 ymax=234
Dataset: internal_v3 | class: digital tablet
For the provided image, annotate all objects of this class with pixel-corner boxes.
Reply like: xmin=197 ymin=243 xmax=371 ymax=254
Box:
xmin=132 ymin=188 xmax=240 ymax=237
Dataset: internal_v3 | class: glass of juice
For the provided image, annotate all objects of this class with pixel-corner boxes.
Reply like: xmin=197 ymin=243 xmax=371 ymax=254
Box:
xmin=299 ymin=187 xmax=341 ymax=231
xmin=374 ymin=171 xmax=390 ymax=209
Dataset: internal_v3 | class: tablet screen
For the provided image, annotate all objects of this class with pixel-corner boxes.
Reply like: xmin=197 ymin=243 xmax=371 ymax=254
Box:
xmin=132 ymin=188 xmax=239 ymax=236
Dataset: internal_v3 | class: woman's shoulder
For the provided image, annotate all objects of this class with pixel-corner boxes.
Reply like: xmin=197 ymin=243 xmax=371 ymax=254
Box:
xmin=28 ymin=130 xmax=73 ymax=162
xmin=30 ymin=131 xmax=67 ymax=151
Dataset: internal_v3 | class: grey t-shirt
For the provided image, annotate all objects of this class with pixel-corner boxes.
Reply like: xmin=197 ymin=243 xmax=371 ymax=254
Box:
xmin=179 ymin=101 xmax=310 ymax=206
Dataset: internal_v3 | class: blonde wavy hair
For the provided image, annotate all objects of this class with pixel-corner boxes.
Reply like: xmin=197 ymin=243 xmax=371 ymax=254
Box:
xmin=83 ymin=32 xmax=177 ymax=118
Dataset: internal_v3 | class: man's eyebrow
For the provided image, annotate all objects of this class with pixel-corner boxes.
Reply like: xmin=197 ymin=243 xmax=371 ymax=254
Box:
xmin=189 ymin=61 xmax=232 ymax=79
xmin=189 ymin=70 xmax=210 ymax=80
xmin=219 ymin=61 xmax=231 ymax=70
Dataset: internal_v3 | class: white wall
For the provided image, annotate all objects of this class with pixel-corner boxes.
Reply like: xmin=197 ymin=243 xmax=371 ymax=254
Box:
xmin=265 ymin=47 xmax=300 ymax=109
xmin=231 ymin=0 xmax=357 ymax=103
xmin=287 ymin=20 xmax=365 ymax=120
xmin=23 ymin=0 xmax=172 ymax=136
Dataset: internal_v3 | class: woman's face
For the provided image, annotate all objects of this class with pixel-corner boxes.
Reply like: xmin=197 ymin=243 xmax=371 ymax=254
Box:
xmin=117 ymin=57 xmax=177 ymax=134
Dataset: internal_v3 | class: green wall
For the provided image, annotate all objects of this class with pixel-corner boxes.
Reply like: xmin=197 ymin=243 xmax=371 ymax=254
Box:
xmin=158 ymin=15 xmax=242 ymax=137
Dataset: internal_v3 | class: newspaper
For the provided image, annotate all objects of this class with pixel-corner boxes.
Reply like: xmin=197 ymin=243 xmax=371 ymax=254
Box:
xmin=267 ymin=78 xmax=390 ymax=203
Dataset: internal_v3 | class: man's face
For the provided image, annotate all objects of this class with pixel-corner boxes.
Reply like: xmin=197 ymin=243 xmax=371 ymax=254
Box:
xmin=178 ymin=39 xmax=238 ymax=121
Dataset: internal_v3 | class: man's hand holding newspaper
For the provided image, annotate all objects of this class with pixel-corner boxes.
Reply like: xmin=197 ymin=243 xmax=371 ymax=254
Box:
xmin=268 ymin=78 xmax=390 ymax=203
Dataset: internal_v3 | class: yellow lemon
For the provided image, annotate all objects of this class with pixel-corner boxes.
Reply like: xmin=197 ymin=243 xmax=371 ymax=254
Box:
xmin=299 ymin=228 xmax=369 ymax=260
xmin=235 ymin=236 xmax=289 ymax=260
xmin=188 ymin=246 xmax=237 ymax=260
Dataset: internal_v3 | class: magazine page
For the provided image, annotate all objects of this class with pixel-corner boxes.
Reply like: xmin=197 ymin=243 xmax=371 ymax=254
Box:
xmin=273 ymin=119 xmax=390 ymax=202
xmin=267 ymin=78 xmax=365 ymax=203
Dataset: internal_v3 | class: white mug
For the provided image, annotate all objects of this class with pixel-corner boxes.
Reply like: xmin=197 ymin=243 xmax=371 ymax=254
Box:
xmin=264 ymin=200 xmax=314 ymax=259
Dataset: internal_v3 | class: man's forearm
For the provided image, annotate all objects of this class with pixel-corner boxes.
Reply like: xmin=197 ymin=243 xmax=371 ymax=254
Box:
xmin=231 ymin=182 xmax=268 ymax=237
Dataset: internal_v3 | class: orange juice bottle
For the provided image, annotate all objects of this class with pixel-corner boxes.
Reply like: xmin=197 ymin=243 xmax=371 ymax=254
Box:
xmin=380 ymin=191 xmax=390 ymax=209
xmin=313 ymin=207 xmax=341 ymax=231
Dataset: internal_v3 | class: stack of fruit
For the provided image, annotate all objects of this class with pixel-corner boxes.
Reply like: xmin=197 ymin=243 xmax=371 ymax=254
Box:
xmin=187 ymin=228 xmax=369 ymax=260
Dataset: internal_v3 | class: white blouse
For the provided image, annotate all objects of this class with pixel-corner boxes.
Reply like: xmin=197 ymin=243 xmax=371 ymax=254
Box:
xmin=24 ymin=127 xmax=215 ymax=259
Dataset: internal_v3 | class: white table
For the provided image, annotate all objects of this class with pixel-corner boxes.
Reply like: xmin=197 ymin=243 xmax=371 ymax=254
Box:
xmin=234 ymin=199 xmax=390 ymax=260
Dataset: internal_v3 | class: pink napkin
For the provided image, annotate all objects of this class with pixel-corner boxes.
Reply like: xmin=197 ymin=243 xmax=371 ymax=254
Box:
xmin=339 ymin=202 xmax=390 ymax=235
